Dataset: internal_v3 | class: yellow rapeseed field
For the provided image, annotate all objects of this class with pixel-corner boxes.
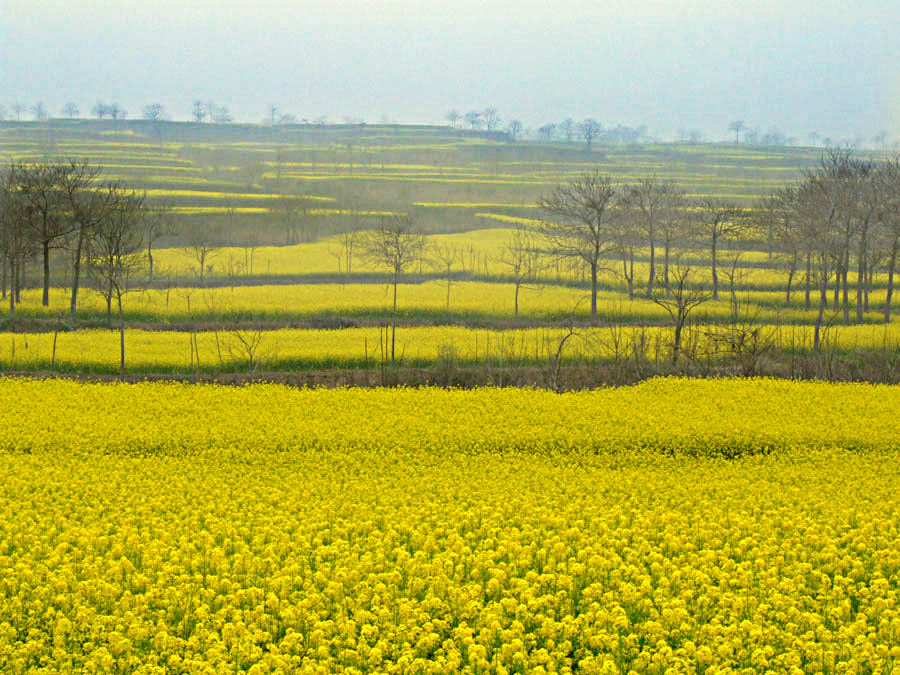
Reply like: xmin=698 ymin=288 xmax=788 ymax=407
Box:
xmin=3 ymin=322 xmax=900 ymax=374
xmin=142 ymin=228 xmax=881 ymax=293
xmin=3 ymin=278 xmax=895 ymax=329
xmin=1 ymin=379 xmax=899 ymax=672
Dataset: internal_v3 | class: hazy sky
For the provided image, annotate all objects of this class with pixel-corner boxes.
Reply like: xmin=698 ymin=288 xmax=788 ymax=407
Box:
xmin=2 ymin=0 xmax=898 ymax=141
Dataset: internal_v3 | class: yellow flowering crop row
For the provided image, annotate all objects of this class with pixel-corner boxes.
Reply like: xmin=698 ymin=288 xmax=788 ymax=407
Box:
xmin=141 ymin=228 xmax=856 ymax=292
xmin=4 ymin=280 xmax=895 ymax=328
xmin=1 ymin=376 xmax=898 ymax=459
xmin=413 ymin=202 xmax=539 ymax=209
xmin=1 ymin=379 xmax=900 ymax=672
xmin=141 ymin=190 xmax=335 ymax=201
xmin=3 ymin=322 xmax=900 ymax=374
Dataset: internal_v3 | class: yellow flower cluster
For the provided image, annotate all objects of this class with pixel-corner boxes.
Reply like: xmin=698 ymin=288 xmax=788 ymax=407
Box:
xmin=0 ymin=379 xmax=899 ymax=672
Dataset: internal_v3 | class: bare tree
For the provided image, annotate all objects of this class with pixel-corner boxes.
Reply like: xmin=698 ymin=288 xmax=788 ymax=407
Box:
xmin=60 ymin=164 xmax=112 ymax=315
xmin=728 ymin=120 xmax=746 ymax=144
xmin=648 ymin=263 xmax=711 ymax=363
xmin=878 ymin=158 xmax=900 ymax=322
xmin=8 ymin=162 xmax=85 ymax=306
xmin=790 ymin=172 xmax=843 ymax=349
xmin=192 ymin=100 xmax=207 ymax=123
xmin=332 ymin=193 xmax=368 ymax=276
xmin=240 ymin=233 xmax=261 ymax=277
xmin=30 ymin=102 xmax=48 ymax=121
xmin=12 ymin=103 xmax=26 ymax=121
xmin=759 ymin=188 xmax=802 ymax=305
xmin=578 ymin=118 xmax=602 ymax=151
xmin=429 ymin=244 xmax=461 ymax=313
xmin=210 ymin=104 xmax=232 ymax=123
xmin=86 ymin=190 xmax=146 ymax=377
xmin=464 ymin=111 xmax=483 ymax=130
xmin=223 ymin=325 xmax=271 ymax=371
xmin=482 ymin=107 xmax=501 ymax=132
xmin=107 ymin=103 xmax=126 ymax=120
xmin=611 ymin=208 xmax=638 ymax=300
xmin=187 ymin=227 xmax=220 ymax=281
xmin=361 ymin=215 xmax=425 ymax=362
xmin=91 ymin=101 xmax=108 ymax=119
xmin=692 ymin=199 xmax=745 ymax=300
xmin=537 ymin=171 xmax=618 ymax=319
xmin=144 ymin=199 xmax=177 ymax=282
xmin=273 ymin=193 xmax=313 ymax=245
xmin=559 ymin=118 xmax=575 ymax=142
xmin=537 ymin=123 xmax=557 ymax=141
xmin=61 ymin=103 xmax=79 ymax=118
xmin=494 ymin=225 xmax=544 ymax=318
xmin=142 ymin=104 xmax=166 ymax=121
xmin=622 ymin=177 xmax=683 ymax=294
xmin=507 ymin=120 xmax=523 ymax=142
xmin=328 ymin=229 xmax=359 ymax=277
xmin=445 ymin=110 xmax=461 ymax=128
xmin=0 ymin=168 xmax=36 ymax=314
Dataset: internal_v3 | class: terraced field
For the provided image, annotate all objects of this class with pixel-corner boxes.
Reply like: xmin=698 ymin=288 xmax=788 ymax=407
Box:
xmin=1 ymin=121 xmax=894 ymax=382
xmin=3 ymin=123 xmax=900 ymax=674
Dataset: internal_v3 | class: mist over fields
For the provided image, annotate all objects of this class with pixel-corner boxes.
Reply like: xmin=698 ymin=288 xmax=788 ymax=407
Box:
xmin=2 ymin=0 xmax=898 ymax=141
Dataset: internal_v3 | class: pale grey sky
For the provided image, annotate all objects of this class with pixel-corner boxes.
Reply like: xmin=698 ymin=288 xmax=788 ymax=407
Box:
xmin=1 ymin=0 xmax=898 ymax=141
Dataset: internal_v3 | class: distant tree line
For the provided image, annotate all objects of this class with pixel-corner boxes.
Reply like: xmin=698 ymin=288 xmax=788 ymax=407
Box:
xmin=1 ymin=102 xmax=894 ymax=149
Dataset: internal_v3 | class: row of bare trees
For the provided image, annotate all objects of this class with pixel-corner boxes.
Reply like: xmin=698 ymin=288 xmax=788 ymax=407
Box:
xmin=762 ymin=152 xmax=900 ymax=339
xmin=534 ymin=154 xmax=900 ymax=331
xmin=0 ymin=161 xmax=169 ymax=321
xmin=535 ymin=172 xmax=750 ymax=317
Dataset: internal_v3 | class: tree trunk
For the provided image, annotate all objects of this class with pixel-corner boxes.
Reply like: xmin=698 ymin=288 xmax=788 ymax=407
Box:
xmin=841 ymin=251 xmax=850 ymax=325
xmin=391 ymin=270 xmax=398 ymax=363
xmin=514 ymin=281 xmax=520 ymax=319
xmin=70 ymin=227 xmax=85 ymax=315
xmin=885 ymin=236 xmax=899 ymax=323
xmin=15 ymin=257 xmax=22 ymax=304
xmin=8 ymin=259 xmax=15 ymax=315
xmin=664 ymin=240 xmax=671 ymax=297
xmin=865 ymin=259 xmax=874 ymax=313
xmin=786 ymin=266 xmax=795 ymax=306
xmin=711 ymin=232 xmax=719 ymax=301
xmin=106 ymin=293 xmax=112 ymax=328
xmin=148 ymin=243 xmax=154 ymax=283
xmin=804 ymin=253 xmax=811 ymax=310
xmin=814 ymin=257 xmax=831 ymax=352
xmin=647 ymin=237 xmax=655 ymax=294
xmin=832 ymin=267 xmax=840 ymax=312
xmin=1 ymin=255 xmax=6 ymax=300
xmin=41 ymin=240 xmax=51 ymax=306
xmin=672 ymin=321 xmax=682 ymax=364
xmin=590 ymin=262 xmax=598 ymax=319
xmin=118 ymin=291 xmax=126 ymax=381
xmin=856 ymin=243 xmax=866 ymax=324
xmin=627 ymin=247 xmax=634 ymax=300
xmin=813 ymin=296 xmax=825 ymax=352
